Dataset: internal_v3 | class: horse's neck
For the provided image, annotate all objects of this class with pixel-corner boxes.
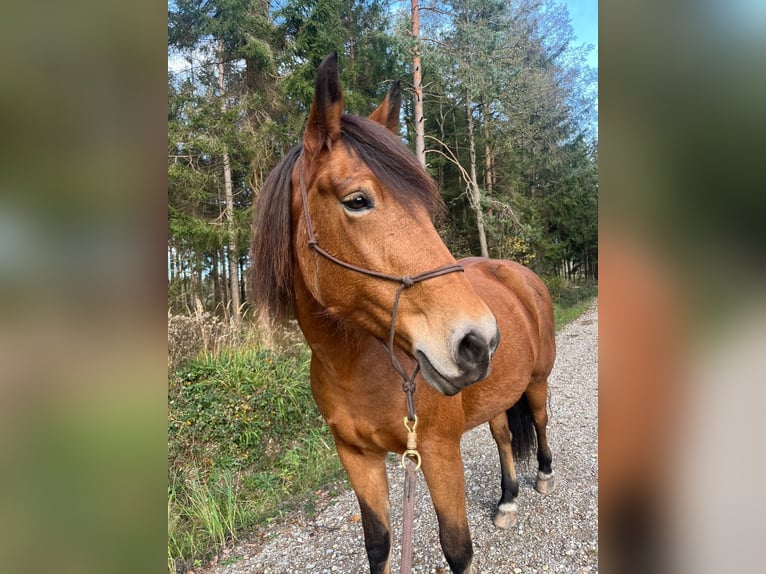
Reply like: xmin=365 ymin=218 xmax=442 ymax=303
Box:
xmin=291 ymin=272 xmax=419 ymax=393
xmin=292 ymin=274 xmax=365 ymax=358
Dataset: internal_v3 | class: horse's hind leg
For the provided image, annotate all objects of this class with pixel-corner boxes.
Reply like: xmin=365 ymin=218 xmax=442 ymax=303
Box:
xmin=526 ymin=377 xmax=555 ymax=494
xmin=488 ymin=413 xmax=519 ymax=529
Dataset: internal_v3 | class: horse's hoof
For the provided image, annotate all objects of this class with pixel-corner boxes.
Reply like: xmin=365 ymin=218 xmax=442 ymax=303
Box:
xmin=493 ymin=501 xmax=518 ymax=529
xmin=536 ymin=471 xmax=555 ymax=494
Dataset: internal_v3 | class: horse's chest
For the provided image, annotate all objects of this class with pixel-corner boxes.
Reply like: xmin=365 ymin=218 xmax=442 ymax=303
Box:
xmin=309 ymin=361 xmax=405 ymax=452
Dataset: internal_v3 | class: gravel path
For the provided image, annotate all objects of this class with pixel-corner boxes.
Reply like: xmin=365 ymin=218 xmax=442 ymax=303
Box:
xmin=202 ymin=302 xmax=598 ymax=574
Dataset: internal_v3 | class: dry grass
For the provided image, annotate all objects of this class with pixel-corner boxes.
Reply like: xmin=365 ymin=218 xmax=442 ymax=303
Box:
xmin=167 ymin=299 xmax=304 ymax=371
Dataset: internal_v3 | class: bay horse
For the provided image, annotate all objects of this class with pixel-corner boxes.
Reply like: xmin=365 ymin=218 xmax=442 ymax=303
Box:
xmin=251 ymin=53 xmax=556 ymax=574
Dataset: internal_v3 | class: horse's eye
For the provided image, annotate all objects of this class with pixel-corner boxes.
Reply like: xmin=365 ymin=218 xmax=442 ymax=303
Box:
xmin=342 ymin=193 xmax=373 ymax=212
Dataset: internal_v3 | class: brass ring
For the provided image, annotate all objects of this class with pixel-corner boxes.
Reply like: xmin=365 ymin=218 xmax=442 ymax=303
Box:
xmin=401 ymin=449 xmax=422 ymax=471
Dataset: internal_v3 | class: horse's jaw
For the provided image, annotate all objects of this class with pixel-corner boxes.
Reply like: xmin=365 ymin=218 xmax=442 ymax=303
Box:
xmin=416 ymin=351 xmax=466 ymax=395
xmin=415 ymin=343 xmax=497 ymax=396
xmin=408 ymin=313 xmax=500 ymax=395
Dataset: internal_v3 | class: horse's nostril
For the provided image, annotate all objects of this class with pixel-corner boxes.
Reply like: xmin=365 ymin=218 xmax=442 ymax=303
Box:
xmin=457 ymin=331 xmax=489 ymax=368
xmin=490 ymin=328 xmax=500 ymax=353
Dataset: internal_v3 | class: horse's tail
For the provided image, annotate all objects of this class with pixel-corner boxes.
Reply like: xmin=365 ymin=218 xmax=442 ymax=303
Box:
xmin=507 ymin=393 xmax=537 ymax=463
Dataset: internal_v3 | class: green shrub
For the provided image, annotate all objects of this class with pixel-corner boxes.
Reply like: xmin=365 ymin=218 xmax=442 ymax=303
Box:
xmin=543 ymin=277 xmax=598 ymax=331
xmin=544 ymin=276 xmax=597 ymax=306
xmin=168 ymin=343 xmax=343 ymax=572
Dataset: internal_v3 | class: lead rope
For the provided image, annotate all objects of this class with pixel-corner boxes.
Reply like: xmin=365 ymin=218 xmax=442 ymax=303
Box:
xmin=298 ymin=157 xmax=462 ymax=573
xmin=400 ymin=415 xmax=419 ymax=574
xmin=391 ymin=282 xmax=420 ymax=574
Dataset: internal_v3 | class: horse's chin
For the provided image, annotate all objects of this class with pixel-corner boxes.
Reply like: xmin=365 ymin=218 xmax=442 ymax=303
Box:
xmin=416 ymin=351 xmax=489 ymax=396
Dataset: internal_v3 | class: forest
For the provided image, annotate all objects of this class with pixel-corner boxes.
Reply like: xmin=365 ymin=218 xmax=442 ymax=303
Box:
xmin=168 ymin=0 xmax=598 ymax=322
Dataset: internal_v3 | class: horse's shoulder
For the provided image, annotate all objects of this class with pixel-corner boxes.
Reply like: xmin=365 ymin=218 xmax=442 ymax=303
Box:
xmin=459 ymin=257 xmax=544 ymax=292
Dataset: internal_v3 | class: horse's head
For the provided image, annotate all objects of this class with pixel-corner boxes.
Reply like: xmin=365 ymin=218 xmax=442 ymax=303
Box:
xmin=254 ymin=53 xmax=499 ymax=395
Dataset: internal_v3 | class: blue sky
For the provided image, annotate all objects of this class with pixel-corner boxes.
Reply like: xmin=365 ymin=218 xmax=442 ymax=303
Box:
xmin=565 ymin=0 xmax=598 ymax=69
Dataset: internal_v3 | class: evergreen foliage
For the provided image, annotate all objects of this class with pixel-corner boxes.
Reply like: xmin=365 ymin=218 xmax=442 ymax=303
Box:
xmin=168 ymin=0 xmax=598 ymax=315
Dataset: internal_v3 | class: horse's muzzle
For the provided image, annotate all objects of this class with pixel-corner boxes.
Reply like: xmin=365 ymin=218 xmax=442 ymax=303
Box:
xmin=416 ymin=327 xmax=500 ymax=395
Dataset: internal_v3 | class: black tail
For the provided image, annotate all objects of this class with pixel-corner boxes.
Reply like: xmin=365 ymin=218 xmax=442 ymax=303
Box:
xmin=507 ymin=393 xmax=536 ymax=463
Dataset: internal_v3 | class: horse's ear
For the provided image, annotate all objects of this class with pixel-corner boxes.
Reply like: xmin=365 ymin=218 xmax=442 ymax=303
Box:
xmin=304 ymin=52 xmax=344 ymax=159
xmin=369 ymin=81 xmax=401 ymax=134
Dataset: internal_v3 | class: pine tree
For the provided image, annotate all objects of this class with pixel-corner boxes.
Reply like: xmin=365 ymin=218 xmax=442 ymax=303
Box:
xmin=168 ymin=0 xmax=278 ymax=317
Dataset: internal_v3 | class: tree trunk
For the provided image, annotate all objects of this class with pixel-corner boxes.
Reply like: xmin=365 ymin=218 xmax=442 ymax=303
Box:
xmin=481 ymin=96 xmax=494 ymax=194
xmin=168 ymin=246 xmax=177 ymax=311
xmin=220 ymin=245 xmax=230 ymax=315
xmin=465 ymin=91 xmax=489 ymax=258
xmin=211 ymin=249 xmax=221 ymax=312
xmin=179 ymin=250 xmax=189 ymax=310
xmin=484 ymin=140 xmax=493 ymax=193
xmin=218 ymin=41 xmax=241 ymax=324
xmin=411 ymin=0 xmax=425 ymax=167
xmin=189 ymin=252 xmax=198 ymax=310
xmin=239 ymin=256 xmax=246 ymax=308
xmin=437 ymin=100 xmax=446 ymax=189
xmin=197 ymin=254 xmax=205 ymax=307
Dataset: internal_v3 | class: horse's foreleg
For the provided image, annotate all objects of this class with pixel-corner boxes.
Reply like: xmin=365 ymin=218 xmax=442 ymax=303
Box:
xmin=488 ymin=413 xmax=519 ymax=529
xmin=335 ymin=443 xmax=392 ymax=574
xmin=421 ymin=442 xmax=474 ymax=574
xmin=526 ymin=377 xmax=555 ymax=494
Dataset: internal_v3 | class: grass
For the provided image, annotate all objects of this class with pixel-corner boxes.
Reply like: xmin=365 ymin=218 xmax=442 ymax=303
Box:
xmin=553 ymin=295 xmax=597 ymax=331
xmin=167 ymin=281 xmax=596 ymax=572
xmin=547 ymin=278 xmax=598 ymax=332
xmin=167 ymin=344 xmax=344 ymax=573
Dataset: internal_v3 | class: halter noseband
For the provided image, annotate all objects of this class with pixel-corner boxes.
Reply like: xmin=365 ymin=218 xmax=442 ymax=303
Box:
xmin=297 ymin=156 xmax=463 ymax=420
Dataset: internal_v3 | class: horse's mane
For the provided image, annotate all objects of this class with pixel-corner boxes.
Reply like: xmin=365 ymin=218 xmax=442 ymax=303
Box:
xmin=249 ymin=145 xmax=302 ymax=324
xmin=250 ymin=114 xmax=443 ymax=323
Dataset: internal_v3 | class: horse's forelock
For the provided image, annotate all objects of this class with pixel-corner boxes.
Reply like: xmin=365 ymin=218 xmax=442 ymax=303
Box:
xmin=340 ymin=115 xmax=443 ymax=219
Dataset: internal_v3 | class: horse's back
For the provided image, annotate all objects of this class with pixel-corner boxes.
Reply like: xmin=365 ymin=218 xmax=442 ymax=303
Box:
xmin=459 ymin=257 xmax=556 ymax=378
